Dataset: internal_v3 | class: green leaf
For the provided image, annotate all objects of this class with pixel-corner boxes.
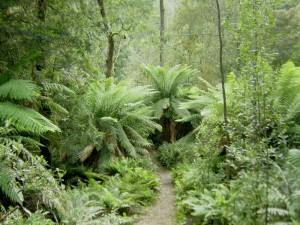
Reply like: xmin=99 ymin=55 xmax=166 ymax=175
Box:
xmin=0 ymin=102 xmax=60 ymax=134
xmin=0 ymin=79 xmax=40 ymax=101
xmin=0 ymin=169 xmax=24 ymax=205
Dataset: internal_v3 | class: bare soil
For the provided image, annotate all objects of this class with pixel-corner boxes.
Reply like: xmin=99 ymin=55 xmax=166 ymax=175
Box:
xmin=135 ymin=154 xmax=176 ymax=225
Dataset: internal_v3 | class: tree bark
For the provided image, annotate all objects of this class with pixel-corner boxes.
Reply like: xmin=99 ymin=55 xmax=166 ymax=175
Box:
xmin=97 ymin=0 xmax=115 ymax=78
xmin=107 ymin=34 xmax=115 ymax=78
xmin=215 ymin=0 xmax=230 ymax=181
xmin=159 ymin=0 xmax=165 ymax=66
xmin=160 ymin=116 xmax=171 ymax=143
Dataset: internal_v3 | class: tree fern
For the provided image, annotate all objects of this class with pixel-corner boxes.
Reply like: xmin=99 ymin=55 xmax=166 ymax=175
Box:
xmin=78 ymin=78 xmax=161 ymax=162
xmin=143 ymin=64 xmax=196 ymax=142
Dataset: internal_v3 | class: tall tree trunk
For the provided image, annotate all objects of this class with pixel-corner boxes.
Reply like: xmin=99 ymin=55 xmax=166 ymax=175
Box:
xmin=159 ymin=0 xmax=165 ymax=66
xmin=36 ymin=0 xmax=52 ymax=165
xmin=97 ymin=0 xmax=114 ymax=78
xmin=215 ymin=0 xmax=230 ymax=181
xmin=35 ymin=0 xmax=46 ymax=74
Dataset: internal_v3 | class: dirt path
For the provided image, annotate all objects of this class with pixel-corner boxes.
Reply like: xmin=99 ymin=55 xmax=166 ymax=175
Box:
xmin=135 ymin=156 xmax=176 ymax=225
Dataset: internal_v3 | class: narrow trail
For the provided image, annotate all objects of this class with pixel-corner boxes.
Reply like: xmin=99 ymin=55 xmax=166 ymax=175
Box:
xmin=135 ymin=152 xmax=176 ymax=225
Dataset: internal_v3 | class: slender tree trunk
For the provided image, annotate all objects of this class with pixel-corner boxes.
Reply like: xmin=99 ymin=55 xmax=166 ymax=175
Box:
xmin=159 ymin=0 xmax=165 ymax=66
xmin=215 ymin=0 xmax=230 ymax=181
xmin=35 ymin=0 xmax=46 ymax=74
xmin=97 ymin=0 xmax=115 ymax=78
xmin=36 ymin=0 xmax=52 ymax=165
xmin=107 ymin=34 xmax=115 ymax=78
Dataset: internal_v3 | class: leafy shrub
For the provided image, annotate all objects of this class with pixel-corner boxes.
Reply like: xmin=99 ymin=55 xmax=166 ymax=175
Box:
xmin=103 ymin=157 xmax=156 ymax=175
xmin=91 ymin=158 xmax=159 ymax=215
xmin=2 ymin=210 xmax=54 ymax=225
xmin=52 ymin=188 xmax=104 ymax=225
xmin=93 ymin=213 xmax=133 ymax=225
xmin=179 ymin=167 xmax=298 ymax=225
xmin=0 ymin=139 xmax=61 ymax=210
xmin=157 ymin=141 xmax=199 ymax=169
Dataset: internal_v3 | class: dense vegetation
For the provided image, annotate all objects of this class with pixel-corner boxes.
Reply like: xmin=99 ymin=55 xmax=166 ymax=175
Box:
xmin=1 ymin=0 xmax=300 ymax=224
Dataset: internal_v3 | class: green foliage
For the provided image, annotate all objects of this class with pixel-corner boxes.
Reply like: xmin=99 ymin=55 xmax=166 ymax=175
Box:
xmin=272 ymin=4 xmax=300 ymax=66
xmin=0 ymin=168 xmax=23 ymax=205
xmin=276 ymin=62 xmax=300 ymax=118
xmin=167 ymin=1 xmax=225 ymax=85
xmin=173 ymin=157 xmax=225 ymax=224
xmin=80 ymin=78 xmax=161 ymax=160
xmin=0 ymin=79 xmax=40 ymax=101
xmin=288 ymin=149 xmax=300 ymax=167
xmin=98 ymin=158 xmax=159 ymax=212
xmin=0 ymin=137 xmax=61 ymax=212
xmin=51 ymin=158 xmax=158 ymax=224
xmin=0 ymin=102 xmax=59 ymax=134
xmin=157 ymin=141 xmax=199 ymax=169
xmin=3 ymin=210 xmax=54 ymax=225
xmin=183 ymin=185 xmax=236 ymax=225
xmin=103 ymin=157 xmax=156 ymax=176
xmin=52 ymin=188 xmax=104 ymax=225
xmin=143 ymin=64 xmax=195 ymax=119
xmin=178 ymin=168 xmax=297 ymax=225
xmin=0 ymin=79 xmax=60 ymax=135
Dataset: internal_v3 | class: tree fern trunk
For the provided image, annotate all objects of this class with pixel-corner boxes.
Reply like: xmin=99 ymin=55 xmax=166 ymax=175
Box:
xmin=160 ymin=115 xmax=171 ymax=143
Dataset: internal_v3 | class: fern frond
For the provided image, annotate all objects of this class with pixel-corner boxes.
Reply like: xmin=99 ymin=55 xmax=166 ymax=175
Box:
xmin=267 ymin=207 xmax=289 ymax=217
xmin=0 ymin=136 xmax=43 ymax=147
xmin=170 ymin=98 xmax=190 ymax=119
xmin=122 ymin=114 xmax=162 ymax=132
xmin=42 ymin=82 xmax=75 ymax=95
xmin=0 ymin=79 xmax=40 ymax=101
xmin=153 ymin=98 xmax=170 ymax=118
xmin=40 ymin=96 xmax=69 ymax=115
xmin=0 ymin=102 xmax=60 ymax=134
xmin=177 ymin=113 xmax=202 ymax=123
xmin=276 ymin=62 xmax=300 ymax=114
xmin=116 ymin=124 xmax=137 ymax=158
xmin=288 ymin=149 xmax=300 ymax=167
xmin=269 ymin=222 xmax=293 ymax=225
xmin=123 ymin=125 xmax=152 ymax=147
xmin=135 ymin=146 xmax=149 ymax=156
xmin=0 ymin=169 xmax=23 ymax=205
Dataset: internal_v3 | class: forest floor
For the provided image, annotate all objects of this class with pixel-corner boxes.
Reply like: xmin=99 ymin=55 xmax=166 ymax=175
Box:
xmin=135 ymin=151 xmax=176 ymax=225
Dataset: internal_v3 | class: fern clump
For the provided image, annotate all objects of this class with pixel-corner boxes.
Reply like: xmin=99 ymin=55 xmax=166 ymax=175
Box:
xmin=77 ymin=78 xmax=161 ymax=165
xmin=0 ymin=138 xmax=61 ymax=212
xmin=90 ymin=158 xmax=159 ymax=214
xmin=158 ymin=141 xmax=199 ymax=169
xmin=3 ymin=210 xmax=55 ymax=225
